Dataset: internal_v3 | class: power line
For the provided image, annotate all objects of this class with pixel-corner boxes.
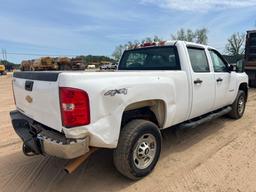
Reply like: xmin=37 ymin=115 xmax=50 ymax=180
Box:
xmin=2 ymin=51 xmax=113 ymax=57
xmin=5 ymin=52 xmax=80 ymax=57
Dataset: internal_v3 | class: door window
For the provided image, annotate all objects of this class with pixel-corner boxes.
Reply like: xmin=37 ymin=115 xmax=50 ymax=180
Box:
xmin=209 ymin=50 xmax=229 ymax=72
xmin=187 ymin=48 xmax=210 ymax=73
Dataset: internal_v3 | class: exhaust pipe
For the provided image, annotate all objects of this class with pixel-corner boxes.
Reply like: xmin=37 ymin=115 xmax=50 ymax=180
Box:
xmin=64 ymin=147 xmax=98 ymax=174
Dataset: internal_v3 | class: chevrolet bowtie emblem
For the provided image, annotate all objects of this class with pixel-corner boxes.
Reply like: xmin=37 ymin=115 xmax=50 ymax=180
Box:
xmin=25 ymin=95 xmax=33 ymax=103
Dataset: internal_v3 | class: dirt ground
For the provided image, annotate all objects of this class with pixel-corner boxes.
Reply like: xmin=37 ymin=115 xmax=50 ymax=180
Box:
xmin=1 ymin=73 xmax=256 ymax=192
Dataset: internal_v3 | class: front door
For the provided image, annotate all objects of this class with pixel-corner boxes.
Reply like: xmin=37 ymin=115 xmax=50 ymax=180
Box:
xmin=209 ymin=50 xmax=236 ymax=109
xmin=187 ymin=47 xmax=215 ymax=119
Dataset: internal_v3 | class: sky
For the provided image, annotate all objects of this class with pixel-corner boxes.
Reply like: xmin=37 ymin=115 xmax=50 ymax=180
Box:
xmin=0 ymin=0 xmax=256 ymax=63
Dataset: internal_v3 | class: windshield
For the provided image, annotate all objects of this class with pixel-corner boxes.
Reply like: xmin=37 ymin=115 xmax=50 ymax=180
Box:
xmin=118 ymin=46 xmax=180 ymax=70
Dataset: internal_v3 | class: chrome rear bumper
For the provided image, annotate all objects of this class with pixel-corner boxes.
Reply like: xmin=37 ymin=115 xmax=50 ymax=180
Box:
xmin=38 ymin=134 xmax=89 ymax=159
xmin=10 ymin=110 xmax=89 ymax=159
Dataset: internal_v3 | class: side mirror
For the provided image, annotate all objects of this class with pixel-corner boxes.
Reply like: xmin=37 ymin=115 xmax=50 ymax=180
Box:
xmin=228 ymin=64 xmax=237 ymax=72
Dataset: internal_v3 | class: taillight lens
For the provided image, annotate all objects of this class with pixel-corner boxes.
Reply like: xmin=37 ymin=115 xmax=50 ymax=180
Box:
xmin=59 ymin=87 xmax=90 ymax=128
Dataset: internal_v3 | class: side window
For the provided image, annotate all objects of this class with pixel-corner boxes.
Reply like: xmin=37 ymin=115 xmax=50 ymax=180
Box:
xmin=209 ymin=50 xmax=229 ymax=72
xmin=236 ymin=59 xmax=244 ymax=73
xmin=188 ymin=48 xmax=210 ymax=73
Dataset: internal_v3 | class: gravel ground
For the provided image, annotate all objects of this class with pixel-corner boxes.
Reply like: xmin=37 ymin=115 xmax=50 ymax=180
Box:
xmin=0 ymin=73 xmax=256 ymax=192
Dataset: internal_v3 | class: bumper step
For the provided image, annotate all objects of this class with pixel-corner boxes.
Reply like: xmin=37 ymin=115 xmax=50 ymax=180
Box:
xmin=10 ymin=110 xmax=90 ymax=159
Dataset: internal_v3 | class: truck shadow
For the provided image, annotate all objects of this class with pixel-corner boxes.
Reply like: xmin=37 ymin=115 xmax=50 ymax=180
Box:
xmin=161 ymin=116 xmax=233 ymax=157
xmin=1 ymin=116 xmax=236 ymax=192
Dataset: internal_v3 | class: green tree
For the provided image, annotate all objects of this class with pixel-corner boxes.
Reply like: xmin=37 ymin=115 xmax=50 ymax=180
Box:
xmin=225 ymin=32 xmax=245 ymax=56
xmin=171 ymin=28 xmax=208 ymax=45
xmin=153 ymin=35 xmax=162 ymax=42
xmin=112 ymin=45 xmax=125 ymax=61
xmin=171 ymin=28 xmax=187 ymax=41
xmin=186 ymin=29 xmax=195 ymax=42
xmin=80 ymin=55 xmax=115 ymax=64
xmin=195 ymin=28 xmax=208 ymax=44
xmin=0 ymin=60 xmax=19 ymax=70
xmin=112 ymin=35 xmax=162 ymax=61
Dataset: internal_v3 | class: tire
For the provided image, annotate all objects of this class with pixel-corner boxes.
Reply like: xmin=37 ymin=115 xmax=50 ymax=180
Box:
xmin=113 ymin=119 xmax=161 ymax=180
xmin=228 ymin=90 xmax=246 ymax=119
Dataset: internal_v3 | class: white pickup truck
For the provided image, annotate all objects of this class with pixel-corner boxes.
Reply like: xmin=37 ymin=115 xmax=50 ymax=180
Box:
xmin=10 ymin=41 xmax=248 ymax=180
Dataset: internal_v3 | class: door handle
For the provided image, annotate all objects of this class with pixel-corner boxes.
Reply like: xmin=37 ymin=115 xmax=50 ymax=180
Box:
xmin=216 ymin=78 xmax=223 ymax=82
xmin=194 ymin=79 xmax=203 ymax=84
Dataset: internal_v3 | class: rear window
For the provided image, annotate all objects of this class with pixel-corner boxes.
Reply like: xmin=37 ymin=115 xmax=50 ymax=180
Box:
xmin=187 ymin=48 xmax=210 ymax=73
xmin=118 ymin=46 xmax=180 ymax=70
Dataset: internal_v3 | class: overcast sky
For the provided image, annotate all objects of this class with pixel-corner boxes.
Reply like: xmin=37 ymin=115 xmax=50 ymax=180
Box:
xmin=0 ymin=0 xmax=256 ymax=63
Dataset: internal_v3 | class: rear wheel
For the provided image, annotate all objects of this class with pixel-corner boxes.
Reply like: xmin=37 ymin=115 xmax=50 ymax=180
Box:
xmin=228 ymin=90 xmax=246 ymax=119
xmin=113 ymin=119 xmax=161 ymax=180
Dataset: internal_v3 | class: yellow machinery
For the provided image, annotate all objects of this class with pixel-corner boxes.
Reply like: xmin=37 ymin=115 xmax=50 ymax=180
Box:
xmin=21 ymin=57 xmax=58 ymax=71
xmin=0 ymin=64 xmax=6 ymax=75
xmin=21 ymin=56 xmax=86 ymax=71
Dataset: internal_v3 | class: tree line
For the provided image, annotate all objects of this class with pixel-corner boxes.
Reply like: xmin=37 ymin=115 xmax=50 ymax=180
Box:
xmin=0 ymin=60 xmax=19 ymax=70
xmin=79 ymin=55 xmax=115 ymax=64
xmin=112 ymin=28 xmax=245 ymax=61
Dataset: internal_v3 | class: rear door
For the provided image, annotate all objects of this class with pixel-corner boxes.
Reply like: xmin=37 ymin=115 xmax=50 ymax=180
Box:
xmin=208 ymin=49 xmax=236 ymax=109
xmin=187 ymin=47 xmax=215 ymax=119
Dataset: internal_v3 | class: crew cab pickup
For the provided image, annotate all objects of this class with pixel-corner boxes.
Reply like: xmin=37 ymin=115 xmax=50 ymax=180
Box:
xmin=10 ymin=41 xmax=248 ymax=180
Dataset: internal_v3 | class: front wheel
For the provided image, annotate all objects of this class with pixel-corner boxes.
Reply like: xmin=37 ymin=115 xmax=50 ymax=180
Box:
xmin=113 ymin=119 xmax=161 ymax=180
xmin=228 ymin=90 xmax=246 ymax=119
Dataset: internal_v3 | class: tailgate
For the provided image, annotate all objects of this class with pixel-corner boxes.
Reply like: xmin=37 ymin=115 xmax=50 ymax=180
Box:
xmin=13 ymin=72 xmax=62 ymax=132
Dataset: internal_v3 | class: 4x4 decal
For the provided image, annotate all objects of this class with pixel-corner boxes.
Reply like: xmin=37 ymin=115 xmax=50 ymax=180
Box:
xmin=104 ymin=88 xmax=128 ymax=96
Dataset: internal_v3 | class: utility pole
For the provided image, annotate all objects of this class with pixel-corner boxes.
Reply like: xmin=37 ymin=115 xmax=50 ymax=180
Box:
xmin=4 ymin=49 xmax=6 ymax=61
xmin=1 ymin=49 xmax=3 ymax=65
xmin=1 ymin=49 xmax=7 ymax=65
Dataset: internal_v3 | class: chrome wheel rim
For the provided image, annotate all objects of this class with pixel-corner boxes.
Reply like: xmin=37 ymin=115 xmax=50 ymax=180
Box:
xmin=238 ymin=96 xmax=245 ymax=115
xmin=133 ymin=133 xmax=157 ymax=170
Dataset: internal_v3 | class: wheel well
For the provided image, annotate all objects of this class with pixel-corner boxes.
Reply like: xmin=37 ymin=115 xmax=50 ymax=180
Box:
xmin=121 ymin=100 xmax=166 ymax=128
xmin=239 ymin=83 xmax=248 ymax=102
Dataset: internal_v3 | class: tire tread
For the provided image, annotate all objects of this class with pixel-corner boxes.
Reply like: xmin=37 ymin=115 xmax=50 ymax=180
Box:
xmin=113 ymin=119 xmax=161 ymax=180
xmin=228 ymin=90 xmax=245 ymax=119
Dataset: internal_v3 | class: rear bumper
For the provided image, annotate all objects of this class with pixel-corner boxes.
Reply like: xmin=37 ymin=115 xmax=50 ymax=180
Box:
xmin=10 ymin=110 xmax=89 ymax=159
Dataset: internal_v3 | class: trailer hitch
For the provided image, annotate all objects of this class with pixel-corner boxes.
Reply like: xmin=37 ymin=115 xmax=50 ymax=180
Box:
xmin=22 ymin=143 xmax=38 ymax=156
xmin=13 ymin=120 xmax=43 ymax=156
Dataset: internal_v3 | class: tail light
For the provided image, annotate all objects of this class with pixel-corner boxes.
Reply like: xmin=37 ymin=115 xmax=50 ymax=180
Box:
xmin=59 ymin=87 xmax=90 ymax=128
